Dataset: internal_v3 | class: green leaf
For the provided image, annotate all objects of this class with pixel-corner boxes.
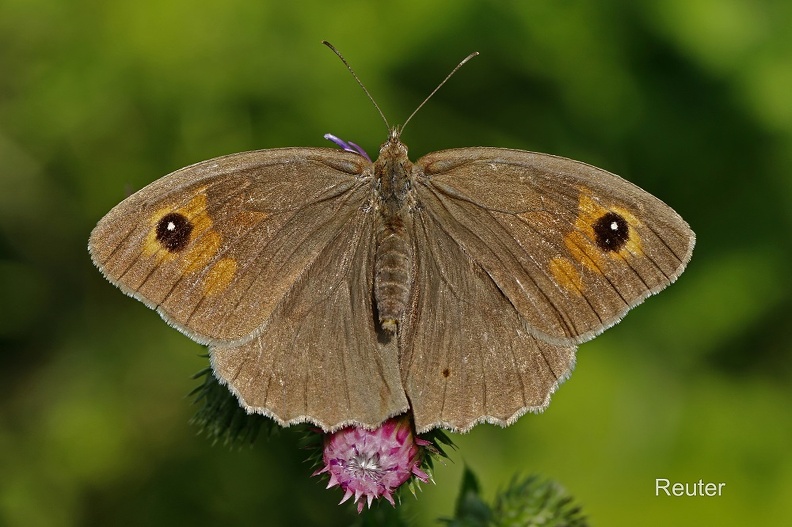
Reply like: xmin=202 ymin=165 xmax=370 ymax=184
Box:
xmin=440 ymin=465 xmax=492 ymax=527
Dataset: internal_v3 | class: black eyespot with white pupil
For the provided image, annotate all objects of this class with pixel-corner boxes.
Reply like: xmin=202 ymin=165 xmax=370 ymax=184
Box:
xmin=592 ymin=211 xmax=629 ymax=252
xmin=155 ymin=212 xmax=193 ymax=252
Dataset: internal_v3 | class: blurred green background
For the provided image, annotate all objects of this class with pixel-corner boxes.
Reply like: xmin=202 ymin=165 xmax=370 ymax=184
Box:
xmin=2 ymin=0 xmax=791 ymax=525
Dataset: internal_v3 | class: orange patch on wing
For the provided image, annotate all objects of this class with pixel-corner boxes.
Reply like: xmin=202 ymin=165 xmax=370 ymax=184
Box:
xmin=143 ymin=189 xmax=223 ymax=271
xmin=563 ymin=189 xmax=644 ymax=274
xmin=549 ymin=256 xmax=583 ymax=295
xmin=183 ymin=230 xmax=222 ymax=273
xmin=203 ymin=257 xmax=237 ymax=296
xmin=564 ymin=230 xmax=604 ymax=274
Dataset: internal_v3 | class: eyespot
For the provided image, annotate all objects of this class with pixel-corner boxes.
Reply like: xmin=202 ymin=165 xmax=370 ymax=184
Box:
xmin=592 ymin=211 xmax=629 ymax=252
xmin=155 ymin=212 xmax=193 ymax=252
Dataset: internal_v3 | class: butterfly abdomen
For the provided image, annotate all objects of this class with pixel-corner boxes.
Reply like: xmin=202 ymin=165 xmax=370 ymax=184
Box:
xmin=374 ymin=216 xmax=411 ymax=333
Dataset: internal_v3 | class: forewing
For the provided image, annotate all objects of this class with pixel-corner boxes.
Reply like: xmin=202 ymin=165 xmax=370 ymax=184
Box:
xmin=415 ymin=148 xmax=695 ymax=345
xmin=400 ymin=208 xmax=576 ymax=433
xmin=210 ymin=206 xmax=408 ymax=432
xmin=89 ymin=148 xmax=369 ymax=346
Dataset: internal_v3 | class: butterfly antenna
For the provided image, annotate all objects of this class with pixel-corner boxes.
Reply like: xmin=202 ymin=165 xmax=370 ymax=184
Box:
xmin=322 ymin=41 xmax=391 ymax=130
xmin=401 ymin=51 xmax=479 ymax=133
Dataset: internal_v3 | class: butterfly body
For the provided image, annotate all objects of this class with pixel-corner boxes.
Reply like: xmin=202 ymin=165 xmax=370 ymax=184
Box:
xmin=373 ymin=129 xmax=414 ymax=333
xmin=89 ymin=130 xmax=694 ymax=433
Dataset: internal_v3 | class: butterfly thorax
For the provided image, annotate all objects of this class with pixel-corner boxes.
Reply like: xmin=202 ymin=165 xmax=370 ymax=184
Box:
xmin=372 ymin=131 xmax=414 ymax=334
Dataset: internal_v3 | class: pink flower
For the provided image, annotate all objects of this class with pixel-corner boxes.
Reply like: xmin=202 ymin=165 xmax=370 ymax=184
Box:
xmin=313 ymin=415 xmax=431 ymax=513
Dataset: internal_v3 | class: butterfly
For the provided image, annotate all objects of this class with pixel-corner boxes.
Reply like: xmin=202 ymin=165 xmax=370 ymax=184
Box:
xmin=88 ymin=45 xmax=694 ymax=434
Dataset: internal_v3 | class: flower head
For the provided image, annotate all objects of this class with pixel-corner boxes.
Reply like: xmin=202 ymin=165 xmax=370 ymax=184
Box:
xmin=313 ymin=415 xmax=430 ymax=513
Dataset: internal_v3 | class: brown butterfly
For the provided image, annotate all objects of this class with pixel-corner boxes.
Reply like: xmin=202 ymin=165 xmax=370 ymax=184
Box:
xmin=88 ymin=44 xmax=694 ymax=434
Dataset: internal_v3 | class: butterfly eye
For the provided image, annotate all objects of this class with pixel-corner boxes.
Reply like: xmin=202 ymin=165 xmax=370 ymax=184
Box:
xmin=155 ymin=212 xmax=193 ymax=252
xmin=591 ymin=211 xmax=629 ymax=252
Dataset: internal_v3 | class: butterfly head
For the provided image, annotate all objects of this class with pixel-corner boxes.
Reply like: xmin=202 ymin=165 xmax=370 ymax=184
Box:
xmin=379 ymin=126 xmax=409 ymax=161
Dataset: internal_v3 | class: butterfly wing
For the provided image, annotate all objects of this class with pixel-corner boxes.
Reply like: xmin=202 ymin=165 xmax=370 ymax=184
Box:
xmin=90 ymin=148 xmax=365 ymax=345
xmin=210 ymin=202 xmax=408 ymax=431
xmin=400 ymin=147 xmax=694 ymax=432
xmin=89 ymin=148 xmax=408 ymax=430
xmin=413 ymin=147 xmax=695 ymax=346
xmin=401 ymin=207 xmax=577 ymax=433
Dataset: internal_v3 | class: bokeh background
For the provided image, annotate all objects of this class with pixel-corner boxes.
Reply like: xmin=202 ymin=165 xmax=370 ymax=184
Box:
xmin=2 ymin=1 xmax=791 ymax=525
